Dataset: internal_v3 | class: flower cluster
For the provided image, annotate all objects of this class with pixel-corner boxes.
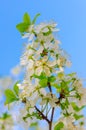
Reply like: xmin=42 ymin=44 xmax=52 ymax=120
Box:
xmin=17 ymin=21 xmax=72 ymax=114
xmin=4 ymin=13 xmax=86 ymax=130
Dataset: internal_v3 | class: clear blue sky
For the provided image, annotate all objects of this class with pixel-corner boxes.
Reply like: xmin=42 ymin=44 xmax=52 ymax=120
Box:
xmin=0 ymin=0 xmax=86 ymax=78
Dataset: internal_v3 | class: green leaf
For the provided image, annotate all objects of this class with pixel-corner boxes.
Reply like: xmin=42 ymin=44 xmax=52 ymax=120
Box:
xmin=32 ymin=13 xmax=40 ymax=24
xmin=23 ymin=113 xmax=33 ymax=121
xmin=71 ymin=102 xmax=79 ymax=111
xmin=61 ymin=98 xmax=69 ymax=110
xmin=5 ymin=89 xmax=19 ymax=105
xmin=71 ymin=102 xmax=85 ymax=112
xmin=75 ymin=92 xmax=81 ymax=100
xmin=73 ymin=113 xmax=84 ymax=120
xmin=3 ymin=113 xmax=11 ymax=119
xmin=39 ymin=72 xmax=47 ymax=79
xmin=52 ymin=83 xmax=59 ymax=88
xmin=23 ymin=112 xmax=42 ymax=121
xmin=13 ymin=82 xmax=19 ymax=96
xmin=39 ymin=78 xmax=48 ymax=87
xmin=0 ymin=112 xmax=11 ymax=120
xmin=67 ymin=72 xmax=76 ymax=77
xmin=51 ymin=83 xmax=61 ymax=92
xmin=30 ymin=122 xmax=38 ymax=127
xmin=23 ymin=13 xmax=31 ymax=24
xmin=57 ymin=87 xmax=61 ymax=93
xmin=61 ymin=80 xmax=69 ymax=93
xmin=43 ymin=29 xmax=52 ymax=36
xmin=54 ymin=122 xmax=64 ymax=130
xmin=58 ymin=72 xmax=64 ymax=79
xmin=60 ymin=103 xmax=66 ymax=110
xmin=33 ymin=72 xmax=47 ymax=80
xmin=32 ymin=112 xmax=42 ymax=119
xmin=48 ymin=76 xmax=56 ymax=82
xmin=16 ymin=22 xmax=29 ymax=33
xmin=33 ymin=72 xmax=48 ymax=87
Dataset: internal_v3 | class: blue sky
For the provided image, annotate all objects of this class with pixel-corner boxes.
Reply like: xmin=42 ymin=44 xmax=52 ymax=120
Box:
xmin=0 ymin=0 xmax=86 ymax=79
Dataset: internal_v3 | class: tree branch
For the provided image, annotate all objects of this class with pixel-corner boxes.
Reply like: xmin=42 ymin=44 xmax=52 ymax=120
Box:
xmin=51 ymin=107 xmax=55 ymax=122
xmin=47 ymin=82 xmax=52 ymax=93
xmin=47 ymin=82 xmax=55 ymax=130
xmin=35 ymin=106 xmax=50 ymax=123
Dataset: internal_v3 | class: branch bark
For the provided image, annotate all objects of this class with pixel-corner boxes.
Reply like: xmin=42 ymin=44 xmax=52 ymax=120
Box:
xmin=35 ymin=106 xmax=50 ymax=123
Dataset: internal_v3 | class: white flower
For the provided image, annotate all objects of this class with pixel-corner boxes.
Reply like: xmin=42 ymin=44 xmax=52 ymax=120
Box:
xmin=18 ymin=79 xmax=40 ymax=101
xmin=35 ymin=45 xmax=44 ymax=57
xmin=57 ymin=56 xmax=66 ymax=66
xmin=20 ymin=46 xmax=35 ymax=66
xmin=34 ymin=22 xmax=57 ymax=34
xmin=27 ymin=59 xmax=34 ymax=69
xmin=42 ymin=27 xmax=49 ymax=33
xmin=37 ymin=33 xmax=54 ymax=43
xmin=20 ymin=52 xmax=28 ymax=66
xmin=77 ymin=87 xmax=86 ymax=106
xmin=66 ymin=60 xmax=72 ymax=67
xmin=23 ymin=33 xmax=34 ymax=41
xmin=35 ymin=56 xmax=51 ymax=76
xmin=22 ymin=25 xmax=35 ymax=41
xmin=56 ymin=117 xmax=76 ymax=130
xmin=35 ymin=66 xmax=43 ymax=76
xmin=40 ymin=93 xmax=58 ymax=108
xmin=11 ymin=65 xmax=22 ymax=76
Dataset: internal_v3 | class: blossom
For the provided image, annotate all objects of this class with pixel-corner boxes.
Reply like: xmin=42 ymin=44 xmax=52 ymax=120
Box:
xmin=40 ymin=93 xmax=58 ymax=108
xmin=17 ymin=80 xmax=35 ymax=99
xmin=20 ymin=45 xmax=35 ymax=66
xmin=34 ymin=56 xmax=56 ymax=76
xmin=55 ymin=116 xmax=85 ymax=130
xmin=37 ymin=33 xmax=54 ymax=43
xmin=4 ymin=16 xmax=86 ymax=130
xmin=22 ymin=25 xmax=35 ymax=41
xmin=11 ymin=65 xmax=22 ymax=76
xmin=34 ymin=22 xmax=58 ymax=34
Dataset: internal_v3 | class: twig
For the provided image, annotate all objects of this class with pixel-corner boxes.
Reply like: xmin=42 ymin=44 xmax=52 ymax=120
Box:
xmin=35 ymin=106 xmax=50 ymax=123
xmin=47 ymin=82 xmax=55 ymax=130
xmin=47 ymin=82 xmax=52 ymax=93
xmin=51 ymin=107 xmax=55 ymax=122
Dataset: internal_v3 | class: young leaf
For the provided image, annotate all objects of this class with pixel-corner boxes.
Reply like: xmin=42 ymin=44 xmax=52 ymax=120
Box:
xmin=13 ymin=82 xmax=19 ymax=96
xmin=16 ymin=22 xmax=29 ymax=33
xmin=33 ymin=72 xmax=47 ymax=80
xmin=39 ymin=72 xmax=47 ymax=79
xmin=57 ymin=72 xmax=64 ymax=79
xmin=23 ymin=13 xmax=31 ymax=24
xmin=54 ymin=122 xmax=64 ymax=130
xmin=39 ymin=78 xmax=48 ymax=87
xmin=32 ymin=13 xmax=40 ymax=24
xmin=71 ymin=102 xmax=85 ymax=112
xmin=30 ymin=122 xmax=38 ymax=127
xmin=5 ymin=89 xmax=19 ymax=105
xmin=2 ymin=112 xmax=11 ymax=119
xmin=0 ymin=112 xmax=11 ymax=119
xmin=73 ymin=113 xmax=84 ymax=120
xmin=48 ymin=76 xmax=56 ymax=82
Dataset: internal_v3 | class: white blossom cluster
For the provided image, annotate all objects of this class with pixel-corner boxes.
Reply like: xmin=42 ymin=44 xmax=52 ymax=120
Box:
xmin=15 ymin=21 xmax=86 ymax=129
xmin=1 ymin=17 xmax=86 ymax=130
xmin=17 ymin=22 xmax=71 ymax=111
